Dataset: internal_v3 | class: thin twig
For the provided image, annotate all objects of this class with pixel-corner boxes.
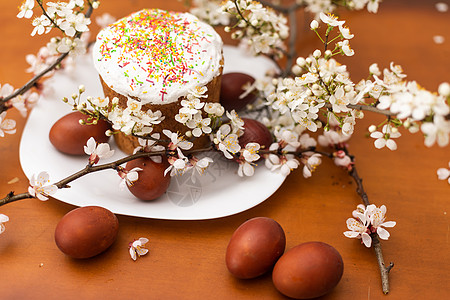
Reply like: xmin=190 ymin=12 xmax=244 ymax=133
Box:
xmin=0 ymin=146 xmax=212 ymax=206
xmin=349 ymin=164 xmax=393 ymax=294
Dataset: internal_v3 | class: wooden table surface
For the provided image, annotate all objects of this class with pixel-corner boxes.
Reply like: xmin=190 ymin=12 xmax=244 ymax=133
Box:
xmin=0 ymin=0 xmax=449 ymax=299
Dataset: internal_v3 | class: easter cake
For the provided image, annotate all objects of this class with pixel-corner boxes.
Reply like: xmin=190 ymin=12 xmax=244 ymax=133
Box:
xmin=92 ymin=8 xmax=224 ymax=154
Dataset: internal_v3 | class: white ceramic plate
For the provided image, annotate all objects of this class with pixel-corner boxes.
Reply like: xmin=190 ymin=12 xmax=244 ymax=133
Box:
xmin=19 ymin=45 xmax=286 ymax=220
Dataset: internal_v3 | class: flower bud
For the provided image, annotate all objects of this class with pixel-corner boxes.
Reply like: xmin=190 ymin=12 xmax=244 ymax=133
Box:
xmin=310 ymin=20 xmax=319 ymax=30
xmin=79 ymin=85 xmax=85 ymax=93
xmin=313 ymin=49 xmax=321 ymax=58
xmin=105 ymin=129 xmax=113 ymax=137
xmin=292 ymin=65 xmax=302 ymax=75
xmin=369 ymin=63 xmax=381 ymax=76
xmin=368 ymin=125 xmax=377 ymax=133
xmin=296 ymin=57 xmax=306 ymax=67
xmin=438 ymin=82 xmax=450 ymax=97
xmin=185 ymin=131 xmax=192 ymax=138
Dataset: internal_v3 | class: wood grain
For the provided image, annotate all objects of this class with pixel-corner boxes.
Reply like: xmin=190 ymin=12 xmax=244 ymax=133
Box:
xmin=0 ymin=1 xmax=449 ymax=299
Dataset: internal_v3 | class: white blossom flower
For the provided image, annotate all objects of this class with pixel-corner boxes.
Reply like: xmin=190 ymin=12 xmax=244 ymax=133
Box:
xmin=165 ymin=148 xmax=190 ymax=177
xmin=437 ymin=161 xmax=450 ymax=184
xmin=438 ymin=82 xmax=450 ymax=97
xmin=338 ymin=24 xmax=354 ymax=39
xmin=0 ymin=214 xmax=9 ymax=235
xmin=163 ymin=130 xmax=193 ymax=151
xmin=118 ymin=167 xmax=142 ymax=190
xmin=204 ymin=102 xmax=225 ymax=117
xmin=302 ymin=153 xmax=322 ymax=178
xmin=31 ymin=15 xmax=52 ymax=36
xmin=133 ymin=134 xmax=165 ymax=163
xmin=367 ymin=0 xmax=381 ymax=13
xmin=337 ymin=40 xmax=355 ymax=56
xmin=190 ymin=156 xmax=213 ymax=181
xmin=265 ymin=145 xmax=299 ymax=176
xmin=319 ymin=12 xmax=345 ymax=27
xmin=186 ymin=113 xmax=212 ymax=137
xmin=17 ymin=0 xmax=34 ymax=19
xmin=59 ymin=13 xmax=91 ymax=37
xmin=28 ymin=171 xmax=58 ymax=201
xmin=180 ymin=98 xmax=204 ymax=116
xmin=370 ymin=125 xmax=401 ymax=150
xmin=0 ymin=111 xmax=16 ymax=137
xmin=84 ymin=137 xmax=114 ymax=165
xmin=367 ymin=204 xmax=397 ymax=241
xmin=226 ymin=110 xmax=245 ymax=133
xmin=91 ymin=96 xmax=110 ymax=108
xmin=421 ymin=115 xmax=450 ymax=147
xmin=344 ymin=204 xmax=396 ymax=247
xmin=242 ymin=143 xmax=260 ymax=163
xmin=129 ymin=237 xmax=149 ymax=261
xmin=25 ymin=46 xmax=58 ymax=75
xmin=190 ymin=0 xmax=230 ymax=25
xmin=274 ymin=129 xmax=300 ymax=150
xmin=95 ymin=13 xmax=116 ymax=28
xmin=214 ymin=124 xmax=241 ymax=159
xmin=344 ymin=214 xmax=372 ymax=247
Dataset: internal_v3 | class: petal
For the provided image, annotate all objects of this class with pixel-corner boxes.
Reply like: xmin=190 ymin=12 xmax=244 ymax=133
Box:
xmin=377 ymin=227 xmax=390 ymax=240
xmin=343 ymin=231 xmax=360 ymax=238
xmin=362 ymin=233 xmax=372 ymax=247
xmin=346 ymin=218 xmax=365 ymax=232
xmin=136 ymin=248 xmax=149 ymax=256
xmin=36 ymin=193 xmax=49 ymax=201
xmin=139 ymin=237 xmax=149 ymax=244
xmin=43 ymin=185 xmax=58 ymax=196
xmin=84 ymin=137 xmax=96 ymax=155
xmin=0 ymin=214 xmax=9 ymax=223
xmin=37 ymin=171 xmax=50 ymax=186
xmin=374 ymin=138 xmax=386 ymax=149
xmin=129 ymin=248 xmax=137 ymax=261
xmin=385 ymin=139 xmax=397 ymax=150
xmin=370 ymin=132 xmax=383 ymax=139
xmin=243 ymin=163 xmax=255 ymax=176
xmin=381 ymin=221 xmax=396 ymax=228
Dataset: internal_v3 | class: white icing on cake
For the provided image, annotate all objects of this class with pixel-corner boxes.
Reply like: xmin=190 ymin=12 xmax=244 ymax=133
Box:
xmin=92 ymin=8 xmax=223 ymax=105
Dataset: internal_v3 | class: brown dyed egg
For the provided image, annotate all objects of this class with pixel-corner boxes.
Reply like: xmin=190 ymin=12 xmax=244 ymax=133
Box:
xmin=272 ymin=242 xmax=344 ymax=299
xmin=55 ymin=206 xmax=119 ymax=259
xmin=220 ymin=72 xmax=257 ymax=111
xmin=49 ymin=111 xmax=111 ymax=155
xmin=239 ymin=118 xmax=273 ymax=150
xmin=226 ymin=217 xmax=286 ymax=279
xmin=125 ymin=157 xmax=171 ymax=201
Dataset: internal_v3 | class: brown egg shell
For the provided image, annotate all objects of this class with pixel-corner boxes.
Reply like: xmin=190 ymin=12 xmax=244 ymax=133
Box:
xmin=272 ymin=241 xmax=344 ymax=299
xmin=125 ymin=157 xmax=171 ymax=201
xmin=239 ymin=118 xmax=273 ymax=150
xmin=226 ymin=217 xmax=286 ymax=279
xmin=220 ymin=72 xmax=256 ymax=112
xmin=54 ymin=206 xmax=119 ymax=259
xmin=49 ymin=111 xmax=111 ymax=155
